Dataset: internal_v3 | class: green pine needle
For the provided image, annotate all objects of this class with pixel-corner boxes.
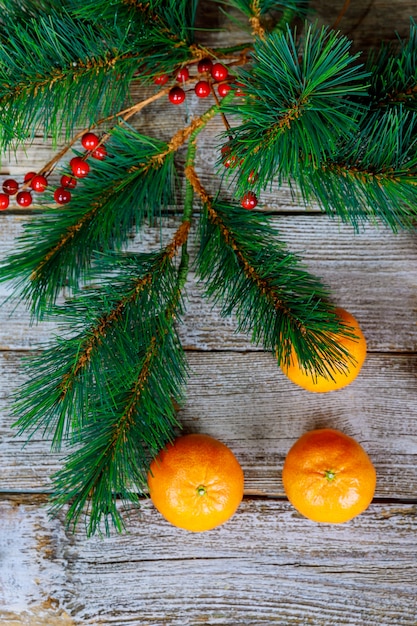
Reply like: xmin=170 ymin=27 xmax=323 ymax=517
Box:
xmin=0 ymin=9 xmax=145 ymax=149
xmin=0 ymin=125 xmax=177 ymax=316
xmin=197 ymin=200 xmax=357 ymax=378
xmin=367 ymin=19 xmax=417 ymax=110
xmin=69 ymin=0 xmax=200 ymax=46
xmin=13 ymin=249 xmax=188 ymax=536
xmin=49 ymin=315 xmax=186 ymax=536
xmin=219 ymin=22 xmax=369 ymax=195
xmin=299 ymin=107 xmax=417 ymax=231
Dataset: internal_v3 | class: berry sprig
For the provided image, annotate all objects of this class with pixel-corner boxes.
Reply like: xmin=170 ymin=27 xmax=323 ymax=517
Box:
xmin=156 ymin=58 xmax=259 ymax=211
xmin=0 ymin=57 xmax=251 ymax=213
xmin=0 ymin=130 xmax=110 ymax=210
xmin=162 ymin=58 xmax=235 ymax=105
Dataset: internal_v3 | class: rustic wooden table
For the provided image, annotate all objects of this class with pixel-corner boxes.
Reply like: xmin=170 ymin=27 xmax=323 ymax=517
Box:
xmin=1 ymin=2 xmax=417 ymax=624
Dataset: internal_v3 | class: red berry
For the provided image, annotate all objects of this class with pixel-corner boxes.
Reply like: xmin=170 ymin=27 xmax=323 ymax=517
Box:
xmin=81 ymin=132 xmax=100 ymax=151
xmin=168 ymin=86 xmax=186 ymax=105
xmin=70 ymin=156 xmax=90 ymax=178
xmin=0 ymin=193 xmax=10 ymax=210
xmin=54 ymin=187 xmax=72 ymax=205
xmin=92 ymin=144 xmax=107 ymax=160
xmin=176 ymin=67 xmax=189 ymax=82
xmin=2 ymin=179 xmax=18 ymax=195
xmin=197 ymin=58 xmax=213 ymax=73
xmin=218 ymin=82 xmax=232 ymax=97
xmin=240 ymin=191 xmax=258 ymax=210
xmin=211 ymin=63 xmax=228 ymax=82
xmin=154 ymin=74 xmax=169 ymax=86
xmin=61 ymin=174 xmax=77 ymax=189
xmin=16 ymin=190 xmax=33 ymax=207
xmin=195 ymin=80 xmax=211 ymax=98
xmin=248 ymin=170 xmax=259 ymax=185
xmin=30 ymin=174 xmax=48 ymax=192
xmin=24 ymin=171 xmax=36 ymax=183
xmin=221 ymin=146 xmax=238 ymax=168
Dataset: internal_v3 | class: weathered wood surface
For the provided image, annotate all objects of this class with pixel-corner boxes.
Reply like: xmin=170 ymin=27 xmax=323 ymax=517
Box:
xmin=2 ymin=349 xmax=417 ymax=498
xmin=1 ymin=496 xmax=417 ymax=626
xmin=1 ymin=215 xmax=417 ymax=352
xmin=1 ymin=1 xmax=417 ymax=625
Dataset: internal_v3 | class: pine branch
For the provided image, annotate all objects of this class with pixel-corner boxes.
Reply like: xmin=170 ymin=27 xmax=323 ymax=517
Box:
xmin=0 ymin=0 xmax=72 ymax=18
xmin=187 ymin=168 xmax=356 ymax=377
xmin=0 ymin=9 xmax=147 ymax=149
xmin=12 ymin=247 xmax=183 ymax=443
xmin=13 ymin=228 xmax=189 ymax=535
xmin=298 ymin=107 xmax=417 ymax=231
xmin=69 ymin=0 xmax=200 ymax=48
xmin=0 ymin=124 xmax=178 ymax=316
xmin=368 ymin=19 xmax=417 ymax=111
xmin=216 ymin=0 xmax=308 ymax=38
xmin=49 ymin=312 xmax=187 ymax=536
xmin=219 ymin=22 xmax=369 ymax=196
xmin=0 ymin=3 xmax=201 ymax=151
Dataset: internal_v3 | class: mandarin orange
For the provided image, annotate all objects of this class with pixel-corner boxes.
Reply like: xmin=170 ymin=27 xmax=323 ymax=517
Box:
xmin=147 ymin=433 xmax=244 ymax=531
xmin=280 ymin=307 xmax=367 ymax=393
xmin=282 ymin=428 xmax=376 ymax=523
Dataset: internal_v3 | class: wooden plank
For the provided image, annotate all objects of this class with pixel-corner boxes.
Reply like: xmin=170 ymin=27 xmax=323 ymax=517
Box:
xmin=311 ymin=0 xmax=416 ymax=54
xmin=1 ymin=496 xmax=416 ymax=625
xmin=2 ymin=350 xmax=417 ymax=498
xmin=0 ymin=496 xmax=75 ymax=626
xmin=1 ymin=214 xmax=417 ymax=352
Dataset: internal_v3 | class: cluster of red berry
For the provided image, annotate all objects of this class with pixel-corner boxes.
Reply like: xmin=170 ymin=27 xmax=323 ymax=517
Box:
xmin=155 ymin=59 xmax=257 ymax=210
xmin=0 ymin=132 xmax=106 ymax=211
xmin=154 ymin=58 xmax=234 ymax=105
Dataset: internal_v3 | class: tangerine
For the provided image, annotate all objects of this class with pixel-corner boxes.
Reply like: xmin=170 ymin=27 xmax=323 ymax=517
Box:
xmin=280 ymin=307 xmax=367 ymax=393
xmin=282 ymin=428 xmax=376 ymax=523
xmin=147 ymin=433 xmax=244 ymax=532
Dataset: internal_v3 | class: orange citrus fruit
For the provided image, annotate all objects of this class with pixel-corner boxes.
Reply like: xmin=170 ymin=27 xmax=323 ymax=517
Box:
xmin=280 ymin=307 xmax=367 ymax=392
xmin=282 ymin=428 xmax=376 ymax=523
xmin=147 ymin=433 xmax=244 ymax=532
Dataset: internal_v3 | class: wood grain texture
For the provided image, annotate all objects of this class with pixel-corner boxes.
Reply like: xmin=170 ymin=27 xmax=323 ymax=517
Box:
xmin=1 ymin=214 xmax=417 ymax=352
xmin=1 ymin=497 xmax=416 ymax=626
xmin=2 ymin=350 xmax=417 ymax=498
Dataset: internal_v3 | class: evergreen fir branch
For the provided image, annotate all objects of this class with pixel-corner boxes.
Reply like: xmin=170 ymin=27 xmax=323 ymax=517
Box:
xmin=215 ymin=0 xmax=308 ymax=38
xmin=66 ymin=0 xmax=147 ymax=22
xmin=0 ymin=5 xmax=198 ymax=150
xmin=187 ymin=167 xmax=356 ymax=378
xmin=0 ymin=9 xmax=143 ymax=149
xmin=49 ymin=312 xmax=186 ymax=536
xmin=220 ymin=22 xmax=369 ymax=195
xmin=69 ymin=0 xmax=200 ymax=47
xmin=0 ymin=0 xmax=71 ymax=18
xmin=0 ymin=125 xmax=177 ymax=316
xmin=12 ymin=235 xmax=188 ymax=451
xmin=368 ymin=19 xmax=417 ymax=111
xmin=298 ymin=107 xmax=417 ymax=231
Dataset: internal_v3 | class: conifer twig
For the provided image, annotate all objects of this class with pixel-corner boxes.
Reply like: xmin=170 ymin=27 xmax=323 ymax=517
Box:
xmin=185 ymin=164 xmax=292 ymax=319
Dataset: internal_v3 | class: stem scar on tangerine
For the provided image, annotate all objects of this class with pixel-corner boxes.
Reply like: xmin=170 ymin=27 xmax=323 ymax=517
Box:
xmin=282 ymin=428 xmax=377 ymax=524
xmin=147 ymin=433 xmax=244 ymax=532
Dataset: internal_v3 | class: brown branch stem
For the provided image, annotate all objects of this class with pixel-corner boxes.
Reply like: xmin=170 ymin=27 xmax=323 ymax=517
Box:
xmin=58 ymin=218 xmax=190 ymax=400
xmin=38 ymin=87 xmax=171 ymax=177
xmin=184 ymin=165 xmax=290 ymax=316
